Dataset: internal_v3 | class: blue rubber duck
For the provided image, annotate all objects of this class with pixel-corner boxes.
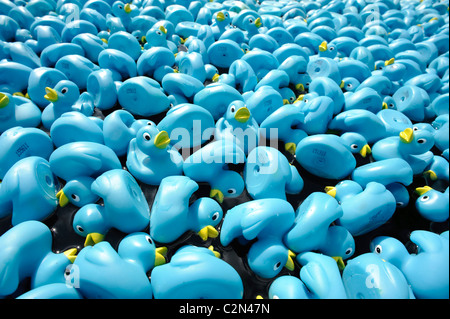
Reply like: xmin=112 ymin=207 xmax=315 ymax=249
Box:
xmin=183 ymin=139 xmax=246 ymax=203
xmin=72 ymin=232 xmax=166 ymax=299
xmin=0 ymin=157 xmax=58 ymax=226
xmin=41 ymin=80 xmax=94 ymax=130
xmin=371 ymin=230 xmax=449 ymax=299
xmin=325 ymin=180 xmax=397 ymax=236
xmin=372 ymin=127 xmax=435 ymax=175
xmin=126 ymin=124 xmax=183 ymax=185
xmin=151 ymin=245 xmax=244 ymax=299
xmin=220 ymin=198 xmax=296 ymax=278
xmin=415 ymin=186 xmax=449 ymax=223
xmin=0 ymin=92 xmax=41 ymax=133
xmin=318 ymin=41 xmax=337 ymax=59
xmin=214 ymin=100 xmax=259 ymax=155
xmin=110 ymin=1 xmax=139 ymax=31
xmin=73 ymin=169 xmax=150 ymax=246
xmin=0 ymin=221 xmax=77 ymax=297
xmin=342 ymin=253 xmax=414 ymax=299
xmin=144 ymin=25 xmax=173 ymax=51
xmin=296 ymin=95 xmax=335 ymax=135
xmin=149 ymin=175 xmax=223 ymax=244
xmin=0 ymin=126 xmax=53 ymax=180
xmin=211 ymin=10 xmax=232 ymax=40
xmin=295 ymin=132 xmax=371 ymax=180
xmin=244 ymin=146 xmax=304 ymax=200
xmin=283 ymin=192 xmax=355 ymax=261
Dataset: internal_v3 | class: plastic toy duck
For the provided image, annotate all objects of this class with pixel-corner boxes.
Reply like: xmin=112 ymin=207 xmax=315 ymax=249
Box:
xmin=297 ymin=95 xmax=335 ymax=135
xmin=0 ymin=126 xmax=53 ymax=180
xmin=144 ymin=25 xmax=173 ymax=51
xmin=183 ymin=139 xmax=246 ymax=203
xmin=0 ymin=157 xmax=58 ymax=226
xmin=149 ymin=176 xmax=223 ymax=244
xmin=41 ymin=80 xmax=94 ymax=130
xmin=0 ymin=92 xmax=41 ymax=133
xmin=295 ymin=132 xmax=371 ymax=180
xmin=72 ymin=232 xmax=166 ymax=299
xmin=342 ymin=253 xmax=414 ymax=299
xmin=244 ymin=146 xmax=304 ymax=200
xmin=318 ymin=41 xmax=337 ymax=59
xmin=211 ymin=10 xmax=232 ymax=40
xmin=325 ymin=180 xmax=397 ymax=236
xmin=0 ymin=221 xmax=77 ymax=297
xmin=284 ymin=192 xmax=355 ymax=261
xmin=371 ymin=230 xmax=449 ymax=299
xmin=126 ymin=124 xmax=183 ymax=185
xmin=414 ymin=186 xmax=449 ymax=222
xmin=72 ymin=169 xmax=150 ymax=246
xmin=372 ymin=127 xmax=434 ymax=175
xmin=214 ymin=100 xmax=259 ymax=155
xmin=151 ymin=245 xmax=244 ymax=299
xmin=220 ymin=198 xmax=296 ymax=278
xmin=110 ymin=1 xmax=139 ymax=31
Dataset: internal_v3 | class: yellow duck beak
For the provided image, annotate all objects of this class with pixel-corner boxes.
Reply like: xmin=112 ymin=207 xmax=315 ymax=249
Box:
xmin=283 ymin=99 xmax=290 ymax=105
xmin=212 ymin=73 xmax=220 ymax=82
xmin=0 ymin=93 xmax=9 ymax=109
xmin=424 ymin=170 xmax=438 ymax=181
xmin=234 ymin=107 xmax=250 ymax=123
xmin=63 ymin=248 xmax=78 ymax=263
xmin=197 ymin=225 xmax=219 ymax=241
xmin=284 ymin=250 xmax=296 ymax=271
xmin=359 ymin=144 xmax=372 ymax=158
xmin=154 ymin=247 xmax=167 ymax=266
xmin=159 ymin=25 xmax=167 ymax=34
xmin=340 ymin=80 xmax=345 ymax=89
xmin=254 ymin=17 xmax=262 ymax=28
xmin=84 ymin=233 xmax=105 ymax=247
xmin=415 ymin=186 xmax=433 ymax=196
xmin=284 ymin=142 xmax=296 ymax=155
xmin=295 ymin=83 xmax=305 ymax=91
xmin=325 ymin=186 xmax=337 ymax=198
xmin=319 ymin=41 xmax=328 ymax=52
xmin=385 ymin=58 xmax=395 ymax=66
xmin=154 ymin=131 xmax=171 ymax=149
xmin=216 ymin=11 xmax=225 ymax=22
xmin=382 ymin=102 xmax=388 ymax=109
xmin=210 ymin=189 xmax=224 ymax=203
xmin=208 ymin=245 xmax=221 ymax=258
xmin=44 ymin=87 xmax=59 ymax=102
xmin=399 ymin=127 xmax=414 ymax=144
xmin=332 ymin=256 xmax=346 ymax=271
xmin=56 ymin=189 xmax=70 ymax=207
xmin=124 ymin=3 xmax=132 ymax=13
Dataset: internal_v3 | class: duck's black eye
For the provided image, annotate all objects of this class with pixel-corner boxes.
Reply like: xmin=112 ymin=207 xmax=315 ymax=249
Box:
xmin=374 ymin=245 xmax=382 ymax=254
xmin=413 ymin=127 xmax=419 ymax=131
xmin=329 ymin=46 xmax=335 ymax=51
xmin=230 ymin=106 xmax=236 ymax=112
xmin=118 ymin=5 xmax=122 ymax=9
xmin=146 ymin=235 xmax=153 ymax=245
xmin=227 ymin=188 xmax=236 ymax=194
xmin=61 ymin=87 xmax=68 ymax=94
xmin=71 ymin=194 xmax=80 ymax=202
xmin=249 ymin=18 xmax=253 ymax=23
xmin=147 ymin=121 xmax=153 ymax=126
xmin=143 ymin=132 xmax=151 ymax=141
xmin=417 ymin=138 xmax=426 ymax=144
xmin=420 ymin=195 xmax=429 ymax=201
xmin=345 ymin=248 xmax=353 ymax=255
xmin=76 ymin=225 xmax=84 ymax=233
xmin=212 ymin=212 xmax=220 ymax=221
xmin=273 ymin=261 xmax=281 ymax=270
xmin=351 ymin=143 xmax=358 ymax=149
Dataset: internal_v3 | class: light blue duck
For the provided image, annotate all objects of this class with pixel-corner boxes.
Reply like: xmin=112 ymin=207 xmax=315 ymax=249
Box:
xmin=183 ymin=139 xmax=246 ymax=203
xmin=110 ymin=1 xmax=139 ymax=31
xmin=151 ymin=245 xmax=244 ymax=299
xmin=414 ymin=186 xmax=449 ymax=222
xmin=0 ymin=157 xmax=58 ymax=226
xmin=318 ymin=41 xmax=338 ymax=59
xmin=72 ymin=169 xmax=150 ymax=246
xmin=211 ymin=10 xmax=232 ymax=40
xmin=325 ymin=180 xmax=397 ymax=236
xmin=0 ymin=92 xmax=41 ymax=133
xmin=371 ymin=230 xmax=449 ymax=299
xmin=149 ymin=175 xmax=223 ymax=244
xmin=220 ymin=198 xmax=296 ymax=278
xmin=0 ymin=221 xmax=77 ymax=297
xmin=126 ymin=124 xmax=183 ymax=185
xmin=244 ymin=146 xmax=303 ymax=200
xmin=72 ymin=232 xmax=166 ymax=299
xmin=283 ymin=192 xmax=355 ymax=261
xmin=214 ymin=100 xmax=260 ymax=155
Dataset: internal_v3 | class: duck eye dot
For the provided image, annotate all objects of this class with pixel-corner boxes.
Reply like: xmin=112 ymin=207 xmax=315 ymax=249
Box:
xmin=375 ymin=245 xmax=382 ymax=254
xmin=76 ymin=225 xmax=84 ymax=233
xmin=143 ymin=133 xmax=151 ymax=141
xmin=146 ymin=236 xmax=153 ymax=244
xmin=417 ymin=138 xmax=426 ymax=144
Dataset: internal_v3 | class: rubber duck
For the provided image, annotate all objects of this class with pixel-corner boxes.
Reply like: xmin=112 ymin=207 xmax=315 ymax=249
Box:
xmin=295 ymin=132 xmax=371 ymax=180
xmin=414 ymin=186 xmax=449 ymax=222
xmin=149 ymin=175 xmax=223 ymax=244
xmin=72 ymin=232 xmax=165 ymax=299
xmin=54 ymin=54 xmax=100 ymax=91
xmin=325 ymin=180 xmax=397 ymax=236
xmin=0 ymin=221 xmax=77 ymax=297
xmin=183 ymin=139 xmax=246 ymax=203
xmin=371 ymin=230 xmax=449 ymax=299
xmin=342 ymin=253 xmax=414 ymax=299
xmin=144 ymin=25 xmax=174 ymax=51
xmin=211 ymin=10 xmax=232 ymax=40
xmin=424 ymin=154 xmax=449 ymax=182
xmin=0 ymin=126 xmax=53 ymax=180
xmin=244 ymin=146 xmax=304 ymax=200
xmin=372 ymin=127 xmax=435 ymax=175
xmin=283 ymin=192 xmax=355 ymax=260
xmin=27 ymin=66 xmax=68 ymax=108
xmin=72 ymin=169 xmax=150 ymax=246
xmin=151 ymin=245 xmax=244 ymax=299
xmin=157 ymin=103 xmax=215 ymax=150
xmin=0 ymin=157 xmax=58 ymax=226
xmin=297 ymin=95 xmax=335 ymax=135
xmin=214 ymin=100 xmax=259 ymax=154
xmin=126 ymin=124 xmax=183 ymax=185
xmin=243 ymin=85 xmax=284 ymax=124
xmin=0 ymin=92 xmax=41 ymax=133
xmin=220 ymin=198 xmax=296 ymax=278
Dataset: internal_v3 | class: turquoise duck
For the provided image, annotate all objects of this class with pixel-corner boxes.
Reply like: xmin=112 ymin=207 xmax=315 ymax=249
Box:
xmin=149 ymin=175 xmax=223 ymax=244
xmin=151 ymin=245 xmax=244 ymax=299
xmin=183 ymin=139 xmax=246 ymax=203
xmin=414 ymin=186 xmax=449 ymax=223
xmin=0 ymin=157 xmax=58 ymax=226
xmin=72 ymin=169 xmax=150 ymax=246
xmin=214 ymin=100 xmax=259 ymax=155
xmin=72 ymin=232 xmax=166 ymax=299
xmin=283 ymin=192 xmax=355 ymax=261
xmin=296 ymin=95 xmax=335 ymax=135
xmin=220 ymin=198 xmax=296 ymax=278
xmin=0 ymin=92 xmax=41 ymax=134
xmin=126 ymin=124 xmax=183 ymax=185
xmin=371 ymin=230 xmax=449 ymax=299
xmin=211 ymin=10 xmax=232 ymax=40
xmin=0 ymin=221 xmax=77 ymax=297
xmin=243 ymin=85 xmax=284 ymax=124
xmin=325 ymin=180 xmax=397 ymax=236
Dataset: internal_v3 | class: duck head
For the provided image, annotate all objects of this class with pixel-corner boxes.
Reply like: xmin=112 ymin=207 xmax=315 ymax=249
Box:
xmin=224 ymin=100 xmax=252 ymax=126
xmin=340 ymin=132 xmax=372 ymax=157
xmin=145 ymin=25 xmax=168 ymax=48
xmin=398 ymin=127 xmax=434 ymax=155
xmin=210 ymin=170 xmax=245 ymax=203
xmin=44 ymin=80 xmax=80 ymax=108
xmin=112 ymin=1 xmax=138 ymax=18
xmin=56 ymin=176 xmax=97 ymax=208
xmin=370 ymin=235 xmax=410 ymax=269
xmin=135 ymin=125 xmax=171 ymax=156
xmin=72 ymin=204 xmax=109 ymax=247
xmin=215 ymin=10 xmax=231 ymax=27
xmin=318 ymin=41 xmax=337 ymax=58
xmin=190 ymin=198 xmax=223 ymax=241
